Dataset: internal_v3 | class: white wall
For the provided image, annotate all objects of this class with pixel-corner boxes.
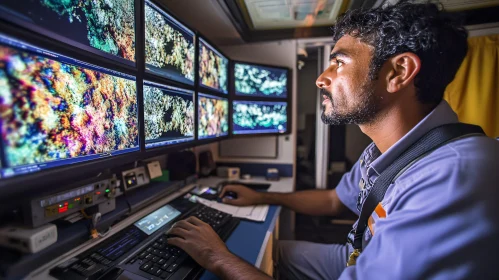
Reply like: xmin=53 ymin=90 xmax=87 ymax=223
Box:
xmin=215 ymin=40 xmax=298 ymax=166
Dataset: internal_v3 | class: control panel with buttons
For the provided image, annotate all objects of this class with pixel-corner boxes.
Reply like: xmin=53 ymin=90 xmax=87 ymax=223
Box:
xmin=27 ymin=176 xmax=119 ymax=227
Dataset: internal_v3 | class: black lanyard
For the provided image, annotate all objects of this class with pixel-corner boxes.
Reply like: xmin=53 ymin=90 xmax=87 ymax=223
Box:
xmin=347 ymin=123 xmax=485 ymax=266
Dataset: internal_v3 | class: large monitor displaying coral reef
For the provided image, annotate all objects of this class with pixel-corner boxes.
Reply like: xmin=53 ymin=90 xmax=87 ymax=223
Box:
xmin=145 ymin=1 xmax=195 ymax=85
xmin=198 ymin=93 xmax=229 ymax=140
xmin=0 ymin=0 xmax=136 ymax=64
xmin=234 ymin=62 xmax=288 ymax=99
xmin=232 ymin=101 xmax=288 ymax=135
xmin=199 ymin=38 xmax=228 ymax=94
xmin=0 ymin=34 xmax=139 ymax=178
xmin=143 ymin=81 xmax=195 ymax=149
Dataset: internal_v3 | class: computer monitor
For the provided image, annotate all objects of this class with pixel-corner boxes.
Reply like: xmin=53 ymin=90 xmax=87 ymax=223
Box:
xmin=198 ymin=38 xmax=228 ymax=94
xmin=0 ymin=0 xmax=136 ymax=65
xmin=144 ymin=1 xmax=195 ymax=85
xmin=198 ymin=93 xmax=229 ymax=140
xmin=143 ymin=81 xmax=195 ymax=149
xmin=232 ymin=100 xmax=288 ymax=135
xmin=234 ymin=62 xmax=288 ymax=99
xmin=0 ymin=33 xmax=139 ymax=179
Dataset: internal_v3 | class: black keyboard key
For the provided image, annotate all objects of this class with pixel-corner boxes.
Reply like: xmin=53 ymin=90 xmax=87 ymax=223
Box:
xmin=158 ymin=258 xmax=166 ymax=265
xmin=166 ymin=263 xmax=178 ymax=273
xmin=146 ymin=247 xmax=153 ymax=253
xmin=153 ymin=267 xmax=163 ymax=276
xmin=145 ymin=254 xmax=153 ymax=261
xmin=152 ymin=256 xmax=160 ymax=263
xmin=138 ymin=252 xmax=147 ymax=259
xmin=81 ymin=264 xmax=105 ymax=278
xmin=140 ymin=262 xmax=153 ymax=271
xmin=147 ymin=266 xmax=156 ymax=274
xmin=81 ymin=258 xmax=94 ymax=266
xmin=128 ymin=258 xmax=137 ymax=264
xmin=152 ymin=249 xmax=160 ymax=255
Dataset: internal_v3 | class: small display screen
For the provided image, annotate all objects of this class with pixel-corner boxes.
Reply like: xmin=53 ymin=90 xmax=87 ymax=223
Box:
xmin=143 ymin=81 xmax=195 ymax=149
xmin=233 ymin=101 xmax=288 ymax=135
xmin=198 ymin=38 xmax=228 ymax=94
xmin=234 ymin=63 xmax=288 ymax=98
xmin=0 ymin=0 xmax=136 ymax=63
xmin=198 ymin=93 xmax=229 ymax=139
xmin=134 ymin=205 xmax=181 ymax=235
xmin=145 ymin=1 xmax=195 ymax=85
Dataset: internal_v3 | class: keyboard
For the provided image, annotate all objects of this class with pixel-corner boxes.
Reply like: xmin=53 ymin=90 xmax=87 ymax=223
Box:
xmin=50 ymin=203 xmax=239 ymax=280
xmin=125 ymin=206 xmax=233 ymax=279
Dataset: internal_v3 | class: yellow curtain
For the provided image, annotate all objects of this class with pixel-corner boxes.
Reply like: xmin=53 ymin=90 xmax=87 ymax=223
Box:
xmin=444 ymin=34 xmax=499 ymax=137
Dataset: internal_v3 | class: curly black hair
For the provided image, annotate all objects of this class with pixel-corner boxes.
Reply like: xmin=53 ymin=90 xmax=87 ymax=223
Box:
xmin=331 ymin=0 xmax=468 ymax=105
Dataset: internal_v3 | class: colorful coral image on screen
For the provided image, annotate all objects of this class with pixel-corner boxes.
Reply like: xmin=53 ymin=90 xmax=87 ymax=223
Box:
xmin=145 ymin=1 xmax=195 ymax=85
xmin=234 ymin=63 xmax=288 ymax=98
xmin=0 ymin=0 xmax=135 ymax=62
xmin=199 ymin=39 xmax=228 ymax=94
xmin=233 ymin=101 xmax=287 ymax=135
xmin=0 ymin=35 xmax=139 ymax=178
xmin=198 ymin=94 xmax=229 ymax=139
xmin=143 ymin=82 xmax=194 ymax=149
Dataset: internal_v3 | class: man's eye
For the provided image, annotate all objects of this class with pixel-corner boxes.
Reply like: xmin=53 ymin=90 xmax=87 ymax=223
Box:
xmin=331 ymin=58 xmax=344 ymax=68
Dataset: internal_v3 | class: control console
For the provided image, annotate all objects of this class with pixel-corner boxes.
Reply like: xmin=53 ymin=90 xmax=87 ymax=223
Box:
xmin=26 ymin=176 xmax=119 ymax=227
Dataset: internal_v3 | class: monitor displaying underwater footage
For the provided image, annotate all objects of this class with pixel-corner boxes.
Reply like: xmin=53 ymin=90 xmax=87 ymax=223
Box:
xmin=232 ymin=101 xmax=288 ymax=135
xmin=0 ymin=0 xmax=136 ymax=64
xmin=199 ymin=38 xmax=228 ymax=94
xmin=234 ymin=63 xmax=288 ymax=99
xmin=0 ymin=34 xmax=139 ymax=179
xmin=198 ymin=93 xmax=229 ymax=140
xmin=143 ymin=81 xmax=195 ymax=149
xmin=145 ymin=1 xmax=195 ymax=85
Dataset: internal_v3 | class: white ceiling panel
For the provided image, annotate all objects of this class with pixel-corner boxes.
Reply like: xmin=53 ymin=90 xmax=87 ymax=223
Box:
xmin=244 ymin=0 xmax=345 ymax=30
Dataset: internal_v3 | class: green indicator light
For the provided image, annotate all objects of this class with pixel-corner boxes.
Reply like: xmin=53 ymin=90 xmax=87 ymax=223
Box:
xmin=68 ymin=204 xmax=74 ymax=209
xmin=105 ymin=189 xmax=110 ymax=193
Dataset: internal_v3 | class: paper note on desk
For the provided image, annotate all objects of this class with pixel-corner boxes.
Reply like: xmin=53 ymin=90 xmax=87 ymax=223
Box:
xmin=194 ymin=196 xmax=268 ymax=222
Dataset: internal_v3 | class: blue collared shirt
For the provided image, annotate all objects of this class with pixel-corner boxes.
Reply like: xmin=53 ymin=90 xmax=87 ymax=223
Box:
xmin=336 ymin=100 xmax=499 ymax=279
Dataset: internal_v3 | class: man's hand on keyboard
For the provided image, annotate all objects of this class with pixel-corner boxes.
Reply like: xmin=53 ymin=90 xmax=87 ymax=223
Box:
xmin=166 ymin=216 xmax=232 ymax=272
xmin=219 ymin=184 xmax=262 ymax=206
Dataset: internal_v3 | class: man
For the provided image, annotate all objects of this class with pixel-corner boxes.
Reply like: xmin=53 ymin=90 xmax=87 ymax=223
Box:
xmin=167 ymin=1 xmax=499 ymax=279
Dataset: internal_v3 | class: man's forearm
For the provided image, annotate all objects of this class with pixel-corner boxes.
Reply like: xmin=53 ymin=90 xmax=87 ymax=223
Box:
xmin=257 ymin=189 xmax=344 ymax=216
xmin=212 ymin=251 xmax=272 ymax=280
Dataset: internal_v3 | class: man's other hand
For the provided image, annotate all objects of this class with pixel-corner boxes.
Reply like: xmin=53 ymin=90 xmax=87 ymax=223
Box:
xmin=166 ymin=216 xmax=231 ymax=272
xmin=219 ymin=184 xmax=263 ymax=206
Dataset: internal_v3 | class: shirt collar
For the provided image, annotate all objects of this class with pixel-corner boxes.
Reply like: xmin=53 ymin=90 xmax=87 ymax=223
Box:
xmin=367 ymin=100 xmax=459 ymax=175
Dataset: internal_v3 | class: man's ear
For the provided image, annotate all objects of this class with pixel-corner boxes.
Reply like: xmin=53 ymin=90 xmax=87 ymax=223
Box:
xmin=385 ymin=52 xmax=421 ymax=93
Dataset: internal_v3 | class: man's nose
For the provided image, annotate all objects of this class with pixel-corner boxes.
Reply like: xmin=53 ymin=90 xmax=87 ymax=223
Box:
xmin=316 ymin=72 xmax=331 ymax=88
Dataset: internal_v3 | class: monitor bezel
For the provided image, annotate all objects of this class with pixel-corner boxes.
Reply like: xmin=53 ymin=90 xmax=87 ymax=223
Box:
xmin=196 ymin=92 xmax=230 ymax=144
xmin=0 ymin=26 xmax=144 ymax=199
xmin=197 ymin=34 xmax=230 ymax=96
xmin=0 ymin=0 xmax=140 ymax=68
xmin=229 ymin=60 xmax=292 ymax=137
xmin=231 ymin=60 xmax=290 ymax=100
xmin=143 ymin=0 xmax=197 ymax=87
xmin=142 ymin=80 xmax=197 ymax=154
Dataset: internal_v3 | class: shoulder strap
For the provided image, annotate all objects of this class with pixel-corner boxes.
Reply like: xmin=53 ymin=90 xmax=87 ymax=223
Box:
xmin=353 ymin=123 xmax=485 ymax=251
